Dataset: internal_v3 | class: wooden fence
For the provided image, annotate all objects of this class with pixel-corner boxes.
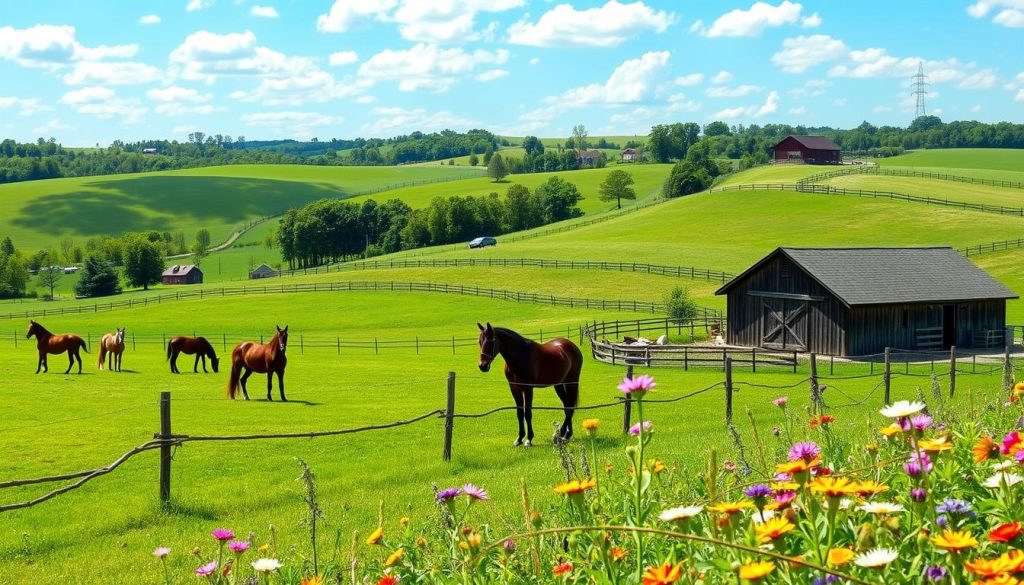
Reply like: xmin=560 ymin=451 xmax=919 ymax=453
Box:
xmin=795 ymin=166 xmax=1024 ymax=190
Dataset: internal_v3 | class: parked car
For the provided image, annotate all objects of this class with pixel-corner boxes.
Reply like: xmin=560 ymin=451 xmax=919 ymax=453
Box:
xmin=469 ymin=236 xmax=497 ymax=249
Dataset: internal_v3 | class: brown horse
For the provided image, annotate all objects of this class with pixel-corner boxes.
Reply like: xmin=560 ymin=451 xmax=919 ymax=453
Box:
xmin=26 ymin=320 xmax=88 ymax=375
xmin=477 ymin=323 xmax=582 ymax=446
xmin=98 ymin=328 xmax=126 ymax=372
xmin=227 ymin=326 xmax=288 ymax=401
xmin=167 ymin=336 xmax=220 ymax=374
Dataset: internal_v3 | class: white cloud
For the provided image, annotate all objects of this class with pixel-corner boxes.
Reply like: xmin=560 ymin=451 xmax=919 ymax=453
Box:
xmin=358 ymin=107 xmax=478 ymax=136
xmin=958 ymin=68 xmax=997 ymax=90
xmin=230 ymin=69 xmax=365 ymax=105
xmin=317 ymin=0 xmax=522 ymax=42
xmin=139 ymin=14 xmax=162 ymax=25
xmin=711 ymin=70 xmax=733 ymax=84
xmin=241 ymin=111 xmax=342 ymax=139
xmin=355 ymin=95 xmax=376 ymax=104
xmin=476 ymin=68 xmax=508 ymax=82
xmin=251 ymin=5 xmax=279 ymax=18
xmin=674 ymin=73 xmax=704 ymax=86
xmin=801 ymin=12 xmax=822 ymax=27
xmin=0 ymin=25 xmax=138 ymax=69
xmin=771 ymin=34 xmax=848 ymax=73
xmin=967 ymin=1 xmax=1024 ymax=27
xmin=1016 ymin=89 xmax=1024 ymax=102
xmin=317 ymin=0 xmax=397 ymax=32
xmin=169 ymin=30 xmax=314 ymax=82
xmin=830 ymin=50 xmax=971 ymax=83
xmin=60 ymin=86 xmax=146 ymax=123
xmin=186 ymin=0 xmax=215 ymax=12
xmin=552 ymin=51 xmax=669 ymax=105
xmin=0 ymin=96 xmax=48 ymax=116
xmin=971 ymin=104 xmax=983 ymax=112
xmin=508 ymin=1 xmax=674 ymax=48
xmin=788 ymin=105 xmax=806 ymax=115
xmin=32 ymin=117 xmax=71 ymax=135
xmin=699 ymin=1 xmax=803 ymax=37
xmin=358 ymin=43 xmax=509 ymax=92
xmin=62 ymin=61 xmax=162 ymax=85
xmin=328 ymin=51 xmax=359 ymax=66
xmin=706 ymin=84 xmax=761 ymax=98
xmin=872 ymin=105 xmax=892 ymax=113
xmin=712 ymin=90 xmax=779 ymax=119
xmin=788 ymin=79 xmax=830 ymax=97
xmin=147 ymin=86 xmax=215 ymax=116
xmin=667 ymin=93 xmax=702 ymax=112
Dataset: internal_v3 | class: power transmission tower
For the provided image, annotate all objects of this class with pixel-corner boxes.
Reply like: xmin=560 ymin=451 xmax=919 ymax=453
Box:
xmin=911 ymin=61 xmax=929 ymax=120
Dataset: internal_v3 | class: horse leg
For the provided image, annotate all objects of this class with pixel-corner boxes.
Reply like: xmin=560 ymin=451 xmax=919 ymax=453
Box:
xmin=510 ymin=387 xmax=526 ymax=446
xmin=65 ymin=351 xmax=74 ymax=375
xmin=523 ymin=387 xmax=535 ymax=447
xmin=557 ymin=381 xmax=579 ymax=441
xmin=554 ymin=384 xmax=570 ymax=439
xmin=239 ymin=367 xmax=253 ymax=400
xmin=170 ymin=350 xmax=179 ymax=374
xmin=42 ymin=354 xmax=48 ymax=373
xmin=194 ymin=354 xmax=200 ymax=373
xmin=266 ymin=371 xmax=274 ymax=401
xmin=116 ymin=351 xmax=122 ymax=372
xmin=277 ymin=370 xmax=287 ymax=402
xmin=35 ymin=353 xmax=42 ymax=374
xmin=201 ymin=355 xmax=207 ymax=373
xmin=76 ymin=348 xmax=83 ymax=374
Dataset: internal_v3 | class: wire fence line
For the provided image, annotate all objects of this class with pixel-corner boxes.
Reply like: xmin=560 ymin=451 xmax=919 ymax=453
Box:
xmin=795 ymin=166 xmax=1024 ymax=190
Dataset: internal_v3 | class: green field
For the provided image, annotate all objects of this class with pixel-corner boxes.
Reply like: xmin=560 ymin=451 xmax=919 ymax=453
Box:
xmin=825 ymin=174 xmax=1024 ymax=208
xmin=6 ymin=148 xmax=1024 ymax=582
xmin=0 ymin=165 xmax=481 ymax=252
xmin=879 ymin=148 xmax=1024 ymax=172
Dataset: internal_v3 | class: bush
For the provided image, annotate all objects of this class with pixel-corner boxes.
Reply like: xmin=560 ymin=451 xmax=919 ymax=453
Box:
xmin=665 ymin=286 xmax=699 ymax=322
xmin=75 ymin=256 xmax=121 ymax=298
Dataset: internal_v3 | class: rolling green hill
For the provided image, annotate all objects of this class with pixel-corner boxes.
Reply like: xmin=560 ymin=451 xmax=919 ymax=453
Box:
xmin=879 ymin=148 xmax=1024 ymax=173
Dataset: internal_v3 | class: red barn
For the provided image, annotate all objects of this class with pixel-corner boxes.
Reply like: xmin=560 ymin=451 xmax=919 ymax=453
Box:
xmin=162 ymin=264 xmax=203 ymax=285
xmin=773 ymin=135 xmax=842 ymax=165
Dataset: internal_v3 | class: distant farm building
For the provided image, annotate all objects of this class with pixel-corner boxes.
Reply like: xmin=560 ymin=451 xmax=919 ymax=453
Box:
xmin=773 ymin=135 xmax=841 ymax=165
xmin=249 ymin=264 xmax=276 ymax=279
xmin=142 ymin=148 xmax=158 ymax=154
xmin=716 ymin=247 xmax=1017 ymax=356
xmin=162 ymin=264 xmax=203 ymax=285
xmin=621 ymin=148 xmax=637 ymax=162
xmin=578 ymin=150 xmax=603 ymax=167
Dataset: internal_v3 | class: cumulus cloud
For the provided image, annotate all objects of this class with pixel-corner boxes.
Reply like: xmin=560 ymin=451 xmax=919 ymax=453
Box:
xmin=0 ymin=24 xmax=138 ymax=69
xmin=771 ymin=34 xmax=848 ymax=73
xmin=328 ymin=51 xmax=359 ymax=66
xmin=697 ymin=1 xmax=803 ymax=37
xmin=230 ymin=70 xmax=365 ymax=105
xmin=508 ymin=1 xmax=674 ymax=47
xmin=788 ymin=79 xmax=830 ymax=97
xmin=147 ymin=86 xmax=215 ymax=116
xmin=475 ymin=69 xmax=508 ymax=82
xmin=711 ymin=71 xmax=733 ymax=84
xmin=186 ymin=0 xmax=215 ymax=12
xmin=358 ymin=107 xmax=479 ymax=136
xmin=0 ymin=96 xmax=48 ymax=116
xmin=358 ymin=43 xmax=509 ymax=92
xmin=830 ymin=50 xmax=971 ymax=83
xmin=967 ymin=1 xmax=1024 ymax=27
xmin=801 ymin=12 xmax=822 ymax=27
xmin=251 ymin=5 xmax=279 ymax=18
xmin=551 ymin=51 xmax=669 ymax=105
xmin=32 ymin=117 xmax=71 ymax=134
xmin=706 ymin=84 xmax=761 ymax=98
xmin=317 ymin=0 xmax=522 ymax=43
xmin=169 ymin=30 xmax=313 ymax=82
xmin=712 ymin=90 xmax=779 ymax=119
xmin=957 ymin=68 xmax=997 ymax=90
xmin=63 ymin=61 xmax=162 ymax=85
xmin=1017 ymin=89 xmax=1024 ymax=102
xmin=674 ymin=73 xmax=704 ymax=86
xmin=241 ymin=111 xmax=342 ymax=139
xmin=788 ymin=105 xmax=806 ymax=115
xmin=139 ymin=14 xmax=162 ymax=25
xmin=60 ymin=86 xmax=147 ymax=123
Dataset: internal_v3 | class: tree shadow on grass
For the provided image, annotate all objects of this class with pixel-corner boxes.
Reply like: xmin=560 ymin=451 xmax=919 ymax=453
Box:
xmin=11 ymin=176 xmax=346 ymax=239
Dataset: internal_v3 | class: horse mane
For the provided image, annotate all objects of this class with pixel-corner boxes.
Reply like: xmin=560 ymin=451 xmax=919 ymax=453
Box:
xmin=494 ymin=327 xmax=534 ymax=369
xmin=32 ymin=321 xmax=52 ymax=337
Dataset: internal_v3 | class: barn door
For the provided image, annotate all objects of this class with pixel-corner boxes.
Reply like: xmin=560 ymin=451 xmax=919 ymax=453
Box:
xmin=761 ymin=299 xmax=808 ymax=351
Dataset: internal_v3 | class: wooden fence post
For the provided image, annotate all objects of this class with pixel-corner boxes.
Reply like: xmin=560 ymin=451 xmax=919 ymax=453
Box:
xmin=159 ymin=391 xmax=172 ymax=505
xmin=13 ymin=330 xmax=16 ymax=348
xmin=883 ymin=347 xmax=891 ymax=405
xmin=809 ymin=353 xmax=819 ymax=413
xmin=442 ymin=372 xmax=456 ymax=461
xmin=949 ymin=346 xmax=957 ymax=398
xmin=724 ymin=357 xmax=734 ymax=423
xmin=622 ymin=365 xmax=633 ymax=434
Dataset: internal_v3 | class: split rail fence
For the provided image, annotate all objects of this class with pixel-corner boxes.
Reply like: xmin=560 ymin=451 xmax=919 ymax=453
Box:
xmin=795 ymin=166 xmax=1024 ymax=190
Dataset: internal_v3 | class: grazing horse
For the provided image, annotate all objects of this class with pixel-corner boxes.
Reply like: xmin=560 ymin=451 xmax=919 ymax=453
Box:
xmin=477 ymin=323 xmax=582 ymax=446
xmin=227 ymin=326 xmax=288 ymax=401
xmin=26 ymin=320 xmax=88 ymax=375
xmin=167 ymin=336 xmax=220 ymax=374
xmin=98 ymin=327 xmax=126 ymax=372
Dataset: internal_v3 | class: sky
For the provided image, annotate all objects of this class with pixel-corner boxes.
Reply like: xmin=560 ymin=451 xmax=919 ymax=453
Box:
xmin=0 ymin=0 xmax=1022 ymax=146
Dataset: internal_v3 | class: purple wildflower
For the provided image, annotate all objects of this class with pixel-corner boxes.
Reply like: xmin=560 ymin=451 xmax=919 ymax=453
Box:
xmin=910 ymin=488 xmax=928 ymax=502
xmin=618 ymin=374 xmax=656 ymax=396
xmin=463 ymin=483 xmax=489 ymax=501
xmin=502 ymin=539 xmax=516 ymax=553
xmin=211 ymin=529 xmax=234 ymax=542
xmin=936 ymin=515 xmax=949 ymax=528
xmin=904 ymin=451 xmax=933 ymax=476
xmin=744 ymin=484 xmax=773 ymax=499
xmin=1015 ymin=450 xmax=1024 ymax=463
xmin=925 ymin=566 xmax=949 ymax=582
xmin=195 ymin=561 xmax=218 ymax=576
xmin=936 ymin=499 xmax=971 ymax=515
xmin=910 ymin=414 xmax=933 ymax=431
xmin=788 ymin=441 xmax=821 ymax=462
xmin=628 ymin=420 xmax=653 ymax=436
xmin=435 ymin=487 xmax=462 ymax=502
xmin=153 ymin=547 xmax=171 ymax=558
xmin=813 ymin=576 xmax=841 ymax=585
xmin=772 ymin=396 xmax=789 ymax=407
xmin=228 ymin=541 xmax=250 ymax=554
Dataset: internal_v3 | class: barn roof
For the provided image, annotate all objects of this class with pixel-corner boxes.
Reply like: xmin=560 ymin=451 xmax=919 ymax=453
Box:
xmin=716 ymin=247 xmax=1017 ymax=306
xmin=775 ymin=135 xmax=841 ymax=151
xmin=162 ymin=264 xmax=200 ymax=277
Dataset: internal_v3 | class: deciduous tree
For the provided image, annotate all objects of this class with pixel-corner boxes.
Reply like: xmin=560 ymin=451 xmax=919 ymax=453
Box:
xmin=598 ymin=170 xmax=637 ymax=209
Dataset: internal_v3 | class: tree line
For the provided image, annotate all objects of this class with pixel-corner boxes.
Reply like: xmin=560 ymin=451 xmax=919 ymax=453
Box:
xmin=276 ymin=176 xmax=586 ymax=269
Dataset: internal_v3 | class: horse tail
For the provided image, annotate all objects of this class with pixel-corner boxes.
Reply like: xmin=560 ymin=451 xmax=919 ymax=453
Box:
xmin=227 ymin=349 xmax=241 ymax=399
xmin=97 ymin=344 xmax=106 ymax=368
xmin=166 ymin=339 xmax=173 ymax=361
xmin=80 ymin=337 xmax=89 ymax=353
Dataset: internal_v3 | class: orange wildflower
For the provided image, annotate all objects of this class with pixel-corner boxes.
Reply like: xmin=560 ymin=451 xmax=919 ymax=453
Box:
xmin=775 ymin=457 xmax=820 ymax=475
xmin=552 ymin=561 xmax=573 ymax=576
xmin=827 ymin=548 xmax=855 ymax=567
xmin=932 ymin=529 xmax=979 ymax=552
xmin=642 ymin=563 xmax=682 ymax=585
xmin=755 ymin=517 xmax=795 ymax=543
xmin=708 ymin=501 xmax=755 ymax=515
xmin=990 ymin=522 xmax=1024 ymax=543
xmin=975 ymin=435 xmax=1000 ymax=463
xmin=809 ymin=414 xmax=835 ymax=427
xmin=809 ymin=477 xmax=858 ymax=498
xmin=966 ymin=555 xmax=1015 ymax=578
xmin=553 ymin=478 xmax=596 ymax=495
xmin=366 ymin=526 xmax=384 ymax=546
xmin=879 ymin=423 xmax=903 ymax=437
xmin=851 ymin=480 xmax=890 ymax=498
xmin=610 ymin=546 xmax=628 ymax=562
xmin=738 ymin=561 xmax=775 ymax=581
xmin=301 ymin=577 xmax=324 ymax=585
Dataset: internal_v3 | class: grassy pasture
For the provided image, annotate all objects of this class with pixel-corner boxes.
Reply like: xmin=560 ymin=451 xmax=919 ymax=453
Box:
xmin=824 ymin=174 xmax=1024 ymax=208
xmin=0 ymin=288 xmax=1012 ymax=583
xmin=879 ymin=148 xmax=1024 ymax=172
xmin=0 ymin=165 xmax=480 ymax=253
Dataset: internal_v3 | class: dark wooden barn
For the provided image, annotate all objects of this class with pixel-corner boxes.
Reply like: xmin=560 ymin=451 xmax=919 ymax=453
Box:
xmin=715 ymin=247 xmax=1017 ymax=356
xmin=161 ymin=264 xmax=203 ymax=285
xmin=773 ymin=135 xmax=842 ymax=164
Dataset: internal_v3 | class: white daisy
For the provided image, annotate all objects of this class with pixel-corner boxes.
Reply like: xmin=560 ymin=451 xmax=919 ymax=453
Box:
xmin=983 ymin=472 xmax=1024 ymax=489
xmin=879 ymin=401 xmax=926 ymax=418
xmin=751 ymin=509 xmax=778 ymax=524
xmin=857 ymin=502 xmax=906 ymax=514
xmin=251 ymin=558 xmax=282 ymax=573
xmin=992 ymin=460 xmax=1015 ymax=472
xmin=659 ymin=505 xmax=704 ymax=522
xmin=853 ymin=548 xmax=899 ymax=568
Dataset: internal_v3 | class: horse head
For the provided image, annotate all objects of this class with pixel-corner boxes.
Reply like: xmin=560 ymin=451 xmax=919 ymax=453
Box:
xmin=26 ymin=320 xmax=37 ymax=339
xmin=116 ymin=328 xmax=125 ymax=345
xmin=210 ymin=355 xmax=220 ymax=373
xmin=275 ymin=325 xmax=289 ymax=353
xmin=477 ymin=322 xmax=497 ymax=372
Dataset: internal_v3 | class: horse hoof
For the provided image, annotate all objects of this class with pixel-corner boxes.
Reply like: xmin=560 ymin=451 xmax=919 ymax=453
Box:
xmin=524 ymin=439 xmax=533 ymax=447
xmin=513 ymin=439 xmax=523 ymax=447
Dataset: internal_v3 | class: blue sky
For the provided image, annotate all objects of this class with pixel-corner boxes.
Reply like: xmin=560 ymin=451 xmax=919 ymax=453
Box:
xmin=0 ymin=0 xmax=1021 ymax=145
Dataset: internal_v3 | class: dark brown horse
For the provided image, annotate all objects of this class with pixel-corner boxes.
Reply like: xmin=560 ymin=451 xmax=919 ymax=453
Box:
xmin=167 ymin=336 xmax=220 ymax=374
xmin=227 ymin=326 xmax=288 ymax=401
xmin=26 ymin=320 xmax=88 ymax=374
xmin=477 ymin=323 xmax=582 ymax=446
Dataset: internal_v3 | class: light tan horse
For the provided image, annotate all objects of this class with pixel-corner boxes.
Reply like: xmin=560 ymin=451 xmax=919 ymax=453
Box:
xmin=98 ymin=328 xmax=126 ymax=372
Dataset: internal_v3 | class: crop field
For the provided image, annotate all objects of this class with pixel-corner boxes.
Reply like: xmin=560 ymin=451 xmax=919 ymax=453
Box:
xmin=5 ymin=149 xmax=1024 ymax=582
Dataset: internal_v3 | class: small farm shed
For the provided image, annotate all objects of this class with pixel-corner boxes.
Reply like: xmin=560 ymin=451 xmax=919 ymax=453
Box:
xmin=578 ymin=150 xmax=603 ymax=167
xmin=773 ymin=135 xmax=841 ymax=165
xmin=249 ymin=264 xmax=275 ymax=279
xmin=621 ymin=148 xmax=637 ymax=162
xmin=162 ymin=264 xmax=203 ymax=285
xmin=715 ymin=247 xmax=1017 ymax=356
